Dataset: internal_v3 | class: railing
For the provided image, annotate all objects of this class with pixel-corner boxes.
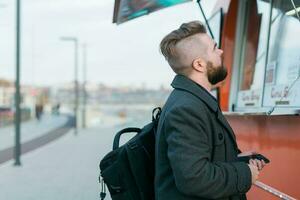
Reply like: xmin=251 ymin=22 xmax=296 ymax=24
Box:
xmin=255 ymin=181 xmax=298 ymax=200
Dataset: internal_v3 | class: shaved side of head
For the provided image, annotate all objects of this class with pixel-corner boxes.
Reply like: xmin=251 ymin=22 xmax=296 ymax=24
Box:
xmin=174 ymin=34 xmax=208 ymax=70
xmin=160 ymin=21 xmax=207 ymax=75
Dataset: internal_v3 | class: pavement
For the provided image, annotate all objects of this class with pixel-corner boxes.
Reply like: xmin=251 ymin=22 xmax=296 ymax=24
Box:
xmin=0 ymin=114 xmax=73 ymax=164
xmin=0 ymin=105 xmax=154 ymax=200
xmin=0 ymin=114 xmax=70 ymax=151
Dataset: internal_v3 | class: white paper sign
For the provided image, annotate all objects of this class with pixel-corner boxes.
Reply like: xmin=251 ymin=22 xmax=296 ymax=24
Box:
xmin=237 ymin=89 xmax=262 ymax=107
xmin=263 ymin=83 xmax=300 ymax=107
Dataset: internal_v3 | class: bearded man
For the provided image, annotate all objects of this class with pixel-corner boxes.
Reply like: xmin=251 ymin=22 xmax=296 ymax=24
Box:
xmin=155 ymin=21 xmax=265 ymax=200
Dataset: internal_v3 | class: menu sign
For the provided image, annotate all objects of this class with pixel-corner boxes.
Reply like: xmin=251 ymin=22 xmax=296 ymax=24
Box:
xmin=263 ymin=83 xmax=300 ymax=107
xmin=237 ymin=89 xmax=262 ymax=107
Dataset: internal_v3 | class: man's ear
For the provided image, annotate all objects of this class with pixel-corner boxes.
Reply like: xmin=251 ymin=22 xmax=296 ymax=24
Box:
xmin=192 ymin=58 xmax=206 ymax=73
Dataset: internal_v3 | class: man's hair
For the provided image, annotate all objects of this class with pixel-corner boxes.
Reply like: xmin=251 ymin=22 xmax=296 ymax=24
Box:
xmin=160 ymin=21 xmax=207 ymax=75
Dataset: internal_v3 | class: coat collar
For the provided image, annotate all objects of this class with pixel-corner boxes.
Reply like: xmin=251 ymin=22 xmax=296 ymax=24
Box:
xmin=171 ymin=75 xmax=218 ymax=113
xmin=171 ymin=75 xmax=237 ymax=143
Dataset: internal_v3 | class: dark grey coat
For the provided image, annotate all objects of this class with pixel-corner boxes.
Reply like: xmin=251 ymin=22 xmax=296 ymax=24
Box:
xmin=155 ymin=75 xmax=252 ymax=200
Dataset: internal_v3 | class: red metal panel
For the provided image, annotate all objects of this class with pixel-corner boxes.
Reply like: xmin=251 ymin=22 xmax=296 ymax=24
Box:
xmin=221 ymin=0 xmax=300 ymax=199
xmin=226 ymin=114 xmax=300 ymax=199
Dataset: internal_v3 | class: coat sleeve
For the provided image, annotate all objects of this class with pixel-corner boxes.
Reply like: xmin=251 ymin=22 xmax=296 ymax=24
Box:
xmin=164 ymin=106 xmax=252 ymax=199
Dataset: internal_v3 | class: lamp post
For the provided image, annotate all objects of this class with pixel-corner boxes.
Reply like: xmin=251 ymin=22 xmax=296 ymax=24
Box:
xmin=14 ymin=0 xmax=21 ymax=166
xmin=60 ymin=37 xmax=79 ymax=135
xmin=82 ymin=43 xmax=87 ymax=128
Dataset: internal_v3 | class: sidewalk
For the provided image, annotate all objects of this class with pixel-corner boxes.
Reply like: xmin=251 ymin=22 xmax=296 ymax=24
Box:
xmin=0 ymin=106 xmax=152 ymax=200
xmin=0 ymin=126 xmax=114 ymax=200
xmin=0 ymin=114 xmax=70 ymax=151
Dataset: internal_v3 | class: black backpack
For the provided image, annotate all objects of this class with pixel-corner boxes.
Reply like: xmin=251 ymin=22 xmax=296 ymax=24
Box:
xmin=99 ymin=107 xmax=161 ymax=200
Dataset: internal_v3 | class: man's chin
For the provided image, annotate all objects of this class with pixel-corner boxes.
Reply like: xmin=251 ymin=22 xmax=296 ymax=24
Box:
xmin=208 ymin=69 xmax=227 ymax=85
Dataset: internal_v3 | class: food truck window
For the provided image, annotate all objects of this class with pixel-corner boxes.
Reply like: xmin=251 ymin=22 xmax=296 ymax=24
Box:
xmin=205 ymin=9 xmax=223 ymax=100
xmin=206 ymin=9 xmax=223 ymax=48
xmin=236 ymin=0 xmax=270 ymax=109
xmin=262 ymin=0 xmax=300 ymax=109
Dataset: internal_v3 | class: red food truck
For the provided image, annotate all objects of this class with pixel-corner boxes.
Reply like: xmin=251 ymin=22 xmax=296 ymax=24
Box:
xmin=114 ymin=0 xmax=300 ymax=199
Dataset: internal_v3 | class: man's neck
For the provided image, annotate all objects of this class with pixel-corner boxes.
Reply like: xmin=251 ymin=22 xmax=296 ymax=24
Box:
xmin=188 ymin=74 xmax=212 ymax=92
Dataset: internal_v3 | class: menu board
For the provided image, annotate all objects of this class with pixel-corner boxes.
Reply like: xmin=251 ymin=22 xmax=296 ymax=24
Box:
xmin=237 ymin=89 xmax=262 ymax=108
xmin=263 ymin=83 xmax=300 ymax=107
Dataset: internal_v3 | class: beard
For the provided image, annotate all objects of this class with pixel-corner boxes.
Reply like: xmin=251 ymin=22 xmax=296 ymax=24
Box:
xmin=206 ymin=61 xmax=227 ymax=85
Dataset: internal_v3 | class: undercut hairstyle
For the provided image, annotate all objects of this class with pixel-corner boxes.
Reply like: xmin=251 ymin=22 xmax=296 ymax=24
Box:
xmin=160 ymin=21 xmax=207 ymax=75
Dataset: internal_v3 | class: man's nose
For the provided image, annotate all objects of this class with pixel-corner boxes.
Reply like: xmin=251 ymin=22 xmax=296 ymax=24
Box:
xmin=219 ymin=48 xmax=224 ymax=55
xmin=219 ymin=49 xmax=224 ymax=61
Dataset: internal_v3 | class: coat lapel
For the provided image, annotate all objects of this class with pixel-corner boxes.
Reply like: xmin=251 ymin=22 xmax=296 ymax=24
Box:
xmin=171 ymin=75 xmax=237 ymax=143
xmin=171 ymin=75 xmax=218 ymax=112
xmin=216 ymin=110 xmax=236 ymax=141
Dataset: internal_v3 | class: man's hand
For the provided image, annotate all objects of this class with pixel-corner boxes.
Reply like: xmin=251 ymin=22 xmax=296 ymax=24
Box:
xmin=238 ymin=150 xmax=267 ymax=171
xmin=248 ymin=163 xmax=259 ymax=184
xmin=249 ymin=158 xmax=266 ymax=171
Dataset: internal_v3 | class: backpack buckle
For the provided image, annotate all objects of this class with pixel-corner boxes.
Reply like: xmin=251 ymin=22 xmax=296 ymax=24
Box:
xmin=99 ymin=177 xmax=106 ymax=200
xmin=152 ymin=107 xmax=162 ymax=121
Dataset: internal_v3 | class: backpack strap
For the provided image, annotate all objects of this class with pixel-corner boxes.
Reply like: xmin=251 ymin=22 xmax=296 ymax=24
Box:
xmin=113 ymin=127 xmax=141 ymax=150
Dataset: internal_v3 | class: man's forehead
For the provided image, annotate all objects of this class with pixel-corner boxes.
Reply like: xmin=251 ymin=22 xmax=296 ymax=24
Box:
xmin=200 ymin=34 xmax=214 ymax=45
xmin=192 ymin=33 xmax=215 ymax=48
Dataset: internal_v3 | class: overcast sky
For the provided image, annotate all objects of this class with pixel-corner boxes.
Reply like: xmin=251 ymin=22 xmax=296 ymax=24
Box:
xmin=0 ymin=0 xmax=215 ymax=89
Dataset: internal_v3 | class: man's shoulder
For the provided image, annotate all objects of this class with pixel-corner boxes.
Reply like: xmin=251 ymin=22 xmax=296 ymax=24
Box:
xmin=166 ymin=89 xmax=209 ymax=111
xmin=159 ymin=90 xmax=213 ymax=126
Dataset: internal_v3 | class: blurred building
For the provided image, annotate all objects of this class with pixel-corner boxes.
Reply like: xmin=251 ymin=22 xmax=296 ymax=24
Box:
xmin=0 ymin=78 xmax=50 ymax=126
xmin=51 ymin=82 xmax=171 ymax=106
xmin=0 ymin=79 xmax=14 ymax=107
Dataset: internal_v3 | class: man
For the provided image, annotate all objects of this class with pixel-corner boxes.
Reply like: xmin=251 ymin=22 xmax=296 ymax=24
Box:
xmin=155 ymin=21 xmax=266 ymax=200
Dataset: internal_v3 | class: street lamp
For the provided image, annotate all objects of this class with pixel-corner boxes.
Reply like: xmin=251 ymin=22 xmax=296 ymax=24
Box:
xmin=82 ymin=43 xmax=87 ymax=128
xmin=14 ymin=0 xmax=22 ymax=166
xmin=60 ymin=37 xmax=79 ymax=135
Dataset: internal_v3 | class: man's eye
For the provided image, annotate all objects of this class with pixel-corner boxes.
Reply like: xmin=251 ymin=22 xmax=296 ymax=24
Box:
xmin=214 ymin=43 xmax=217 ymax=50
